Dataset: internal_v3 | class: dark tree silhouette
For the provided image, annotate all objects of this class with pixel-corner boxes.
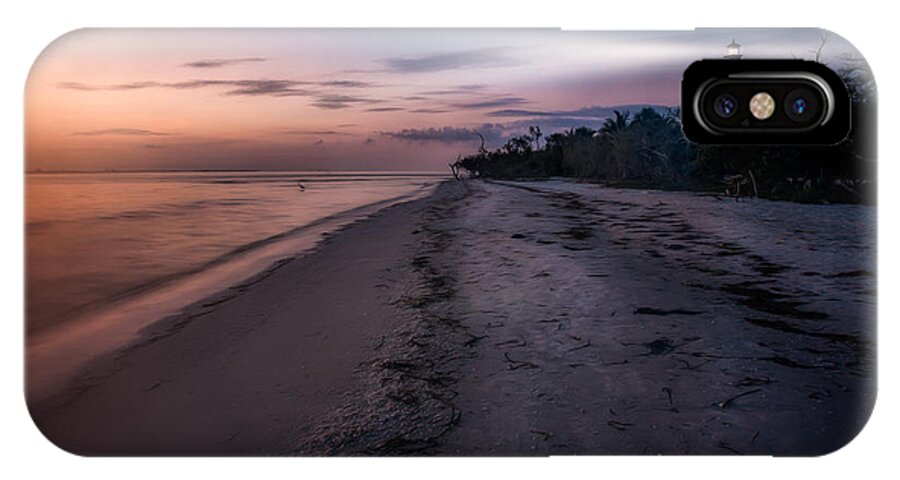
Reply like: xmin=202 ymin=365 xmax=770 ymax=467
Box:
xmin=452 ymin=55 xmax=874 ymax=204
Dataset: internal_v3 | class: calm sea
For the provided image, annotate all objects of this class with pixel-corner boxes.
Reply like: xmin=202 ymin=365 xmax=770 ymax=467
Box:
xmin=26 ymin=171 xmax=442 ymax=334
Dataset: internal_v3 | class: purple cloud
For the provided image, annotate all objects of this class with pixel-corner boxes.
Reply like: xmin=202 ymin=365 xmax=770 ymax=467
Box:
xmin=72 ymin=128 xmax=173 ymax=136
xmin=181 ymin=57 xmax=268 ymax=68
xmin=383 ymin=48 xmax=520 ymax=73
xmin=381 ymin=124 xmax=504 ymax=144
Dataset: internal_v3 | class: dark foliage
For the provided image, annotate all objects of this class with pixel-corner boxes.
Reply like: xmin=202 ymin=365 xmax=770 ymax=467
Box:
xmin=452 ymin=68 xmax=875 ymax=204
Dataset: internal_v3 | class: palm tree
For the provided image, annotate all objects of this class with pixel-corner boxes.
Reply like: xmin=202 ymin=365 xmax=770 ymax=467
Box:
xmin=528 ymin=126 xmax=543 ymax=150
xmin=600 ymin=110 xmax=630 ymax=137
xmin=600 ymin=111 xmax=631 ymax=178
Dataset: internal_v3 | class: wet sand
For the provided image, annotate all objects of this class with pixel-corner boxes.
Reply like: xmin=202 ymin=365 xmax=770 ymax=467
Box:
xmin=29 ymin=180 xmax=875 ymax=456
xmin=30 ymin=185 xmax=450 ymax=455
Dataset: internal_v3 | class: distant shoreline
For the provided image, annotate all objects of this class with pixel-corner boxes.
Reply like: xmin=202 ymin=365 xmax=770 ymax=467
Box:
xmin=25 ymin=169 xmax=451 ymax=175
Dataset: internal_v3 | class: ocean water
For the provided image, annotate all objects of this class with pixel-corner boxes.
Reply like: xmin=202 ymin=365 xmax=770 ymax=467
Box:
xmin=26 ymin=171 xmax=442 ymax=334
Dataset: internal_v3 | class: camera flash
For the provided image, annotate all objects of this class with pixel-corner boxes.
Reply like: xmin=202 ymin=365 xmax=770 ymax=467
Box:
xmin=750 ymin=92 xmax=775 ymax=120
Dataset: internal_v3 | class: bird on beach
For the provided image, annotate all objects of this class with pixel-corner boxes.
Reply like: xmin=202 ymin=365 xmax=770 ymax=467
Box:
xmin=297 ymin=180 xmax=306 ymax=191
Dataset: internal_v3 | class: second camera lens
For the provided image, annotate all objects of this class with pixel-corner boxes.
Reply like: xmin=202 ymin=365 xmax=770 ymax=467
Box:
xmin=714 ymin=94 xmax=738 ymax=118
xmin=784 ymin=88 xmax=819 ymax=123
xmin=792 ymin=98 xmax=808 ymax=115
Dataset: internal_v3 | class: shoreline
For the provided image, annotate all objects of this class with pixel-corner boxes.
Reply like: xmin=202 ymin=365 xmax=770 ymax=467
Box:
xmin=30 ymin=180 xmax=471 ymax=455
xmin=26 ymin=182 xmax=439 ymax=404
xmin=28 ymin=179 xmax=875 ymax=456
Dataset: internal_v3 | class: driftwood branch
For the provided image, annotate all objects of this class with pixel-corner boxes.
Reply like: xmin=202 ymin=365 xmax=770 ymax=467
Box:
xmin=449 ymin=154 xmax=462 ymax=180
xmin=811 ymin=33 xmax=829 ymax=63
xmin=747 ymin=170 xmax=759 ymax=198
xmin=474 ymin=131 xmax=486 ymax=153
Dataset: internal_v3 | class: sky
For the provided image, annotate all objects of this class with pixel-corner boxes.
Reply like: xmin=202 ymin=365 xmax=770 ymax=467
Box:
xmin=25 ymin=28 xmax=863 ymax=172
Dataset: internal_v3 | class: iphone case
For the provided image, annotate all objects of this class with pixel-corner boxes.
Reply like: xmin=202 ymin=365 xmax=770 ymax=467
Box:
xmin=25 ymin=28 xmax=876 ymax=456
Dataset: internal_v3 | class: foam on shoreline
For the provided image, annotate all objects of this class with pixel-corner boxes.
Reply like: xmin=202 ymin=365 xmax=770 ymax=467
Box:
xmin=27 ymin=182 xmax=439 ymax=402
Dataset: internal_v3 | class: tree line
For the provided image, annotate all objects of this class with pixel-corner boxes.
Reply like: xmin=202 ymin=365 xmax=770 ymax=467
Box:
xmin=451 ymin=65 xmax=875 ymax=204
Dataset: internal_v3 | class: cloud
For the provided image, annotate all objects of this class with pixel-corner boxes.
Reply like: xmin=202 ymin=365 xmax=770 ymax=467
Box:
xmin=488 ymin=105 xmax=672 ymax=136
xmin=453 ymin=96 xmax=529 ymax=110
xmin=311 ymin=94 xmax=379 ymax=109
xmin=221 ymin=80 xmax=313 ymax=96
xmin=162 ymin=79 xmax=315 ymax=96
xmin=72 ymin=128 xmax=173 ymax=136
xmin=489 ymin=104 xmax=668 ymax=119
xmin=181 ymin=57 xmax=268 ymax=68
xmin=165 ymin=80 xmax=224 ymax=89
xmin=419 ymin=84 xmax=490 ymax=96
xmin=488 ymin=109 xmax=556 ymax=118
xmin=57 ymin=81 xmax=163 ymax=91
xmin=280 ymin=129 xmax=353 ymax=136
xmin=410 ymin=108 xmax=450 ymax=114
xmin=381 ymin=124 xmax=504 ymax=144
xmin=317 ymin=80 xmax=373 ymax=88
xmin=419 ymin=89 xmax=469 ymax=96
xmin=57 ymin=78 xmax=371 ymax=98
xmin=383 ymin=48 xmax=520 ymax=73
xmin=365 ymin=107 xmax=404 ymax=112
xmin=374 ymin=105 xmax=669 ymax=148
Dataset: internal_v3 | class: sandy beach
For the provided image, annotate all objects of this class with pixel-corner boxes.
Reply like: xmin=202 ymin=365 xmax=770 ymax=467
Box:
xmin=29 ymin=179 xmax=875 ymax=456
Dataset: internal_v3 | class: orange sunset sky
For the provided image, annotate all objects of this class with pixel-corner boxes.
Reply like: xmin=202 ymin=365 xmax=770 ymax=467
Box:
xmin=25 ymin=29 xmax=860 ymax=171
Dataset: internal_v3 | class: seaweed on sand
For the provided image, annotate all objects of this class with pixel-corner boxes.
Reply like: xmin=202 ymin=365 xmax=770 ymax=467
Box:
xmin=295 ymin=184 xmax=474 ymax=455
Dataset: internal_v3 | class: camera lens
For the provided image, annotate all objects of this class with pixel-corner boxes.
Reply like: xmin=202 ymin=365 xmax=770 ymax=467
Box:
xmin=784 ymin=88 xmax=819 ymax=123
xmin=791 ymin=98 xmax=808 ymax=115
xmin=713 ymin=94 xmax=738 ymax=118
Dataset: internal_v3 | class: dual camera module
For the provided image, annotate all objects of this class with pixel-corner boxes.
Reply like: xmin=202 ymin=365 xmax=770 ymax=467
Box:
xmin=714 ymin=91 xmax=814 ymax=122
xmin=682 ymin=60 xmax=849 ymax=144
xmin=704 ymin=82 xmax=826 ymax=128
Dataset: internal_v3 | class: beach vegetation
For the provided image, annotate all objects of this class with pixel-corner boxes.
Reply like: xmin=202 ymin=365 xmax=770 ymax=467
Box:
xmin=452 ymin=69 xmax=875 ymax=204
